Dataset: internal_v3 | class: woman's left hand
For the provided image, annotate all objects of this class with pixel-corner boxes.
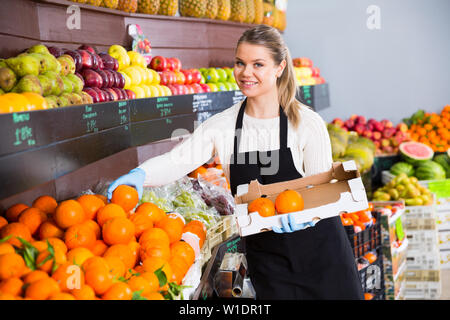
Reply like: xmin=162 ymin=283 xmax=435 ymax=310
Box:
xmin=272 ymin=213 xmax=316 ymax=233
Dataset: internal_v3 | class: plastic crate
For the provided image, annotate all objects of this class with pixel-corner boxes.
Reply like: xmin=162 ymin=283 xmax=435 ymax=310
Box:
xmin=358 ymin=246 xmax=386 ymax=300
xmin=344 ymin=211 xmax=382 ymax=258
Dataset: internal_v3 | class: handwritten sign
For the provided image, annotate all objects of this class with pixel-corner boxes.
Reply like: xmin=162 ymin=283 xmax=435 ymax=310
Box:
xmin=156 ymin=97 xmax=173 ymax=119
xmin=118 ymin=101 xmax=129 ymax=130
xmin=82 ymin=105 xmax=98 ymax=133
xmin=192 ymin=94 xmax=213 ymax=113
xmin=12 ymin=113 xmax=36 ymax=147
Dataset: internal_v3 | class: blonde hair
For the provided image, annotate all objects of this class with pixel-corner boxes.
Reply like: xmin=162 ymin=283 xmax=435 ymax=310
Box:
xmin=237 ymin=25 xmax=303 ymax=128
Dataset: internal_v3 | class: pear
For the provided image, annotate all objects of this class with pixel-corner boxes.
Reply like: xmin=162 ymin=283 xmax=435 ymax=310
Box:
xmin=65 ymin=73 xmax=84 ymax=93
xmin=0 ymin=67 xmax=17 ymax=92
xmin=27 ymin=44 xmax=50 ymax=55
xmin=38 ymin=74 xmax=53 ymax=96
xmin=11 ymin=75 xmax=43 ymax=95
xmin=57 ymin=55 xmax=75 ymax=76
xmin=57 ymin=94 xmax=71 ymax=108
xmin=6 ymin=55 xmax=40 ymax=77
xmin=80 ymin=91 xmax=93 ymax=104
xmin=0 ymin=59 xmax=7 ymax=68
xmin=45 ymin=95 xmax=59 ymax=109
xmin=61 ymin=76 xmax=73 ymax=94
xmin=69 ymin=93 xmax=83 ymax=106
xmin=43 ymin=71 xmax=64 ymax=96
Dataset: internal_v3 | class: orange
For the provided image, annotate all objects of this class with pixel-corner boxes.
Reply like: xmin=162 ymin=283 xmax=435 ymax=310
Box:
xmin=36 ymin=248 xmax=67 ymax=274
xmin=0 ymin=216 xmax=7 ymax=230
xmin=155 ymin=213 xmax=185 ymax=244
xmin=0 ymin=277 xmax=24 ymax=296
xmin=129 ymin=211 xmax=153 ymax=238
xmin=142 ymin=292 xmax=164 ymax=300
xmin=91 ymin=239 xmax=108 ymax=256
xmin=0 ymin=93 xmax=29 ymax=113
xmin=139 ymin=227 xmax=170 ymax=247
xmin=52 ymin=262 xmax=85 ymax=292
xmin=64 ymin=223 xmax=96 ymax=250
xmin=71 ymin=284 xmax=96 ymax=300
xmin=54 ymin=200 xmax=85 ymax=229
xmin=5 ymin=203 xmax=29 ymax=222
xmin=25 ymin=277 xmax=60 ymax=300
xmin=140 ymin=241 xmax=171 ymax=262
xmin=248 ymin=197 xmax=276 ymax=217
xmin=188 ymin=166 xmax=207 ymax=178
xmin=21 ymin=92 xmax=49 ymax=111
xmin=31 ymin=240 xmax=47 ymax=252
xmin=169 ymin=255 xmax=189 ymax=285
xmin=128 ymin=240 xmax=140 ymax=266
xmin=0 ymin=222 xmax=32 ymax=248
xmin=38 ymin=220 xmax=64 ymax=240
xmin=364 ymin=252 xmax=377 ymax=264
xmin=127 ymin=275 xmax=154 ymax=295
xmin=0 ymin=292 xmax=16 ymax=300
xmin=275 ymin=189 xmax=304 ymax=214
xmin=23 ymin=270 xmax=49 ymax=284
xmin=84 ymin=263 xmax=114 ymax=296
xmin=364 ymin=293 xmax=374 ymax=300
xmin=104 ymin=256 xmax=126 ymax=279
xmin=32 ymin=195 xmax=58 ymax=215
xmin=140 ymin=272 xmax=160 ymax=293
xmin=47 ymin=237 xmax=68 ymax=254
xmin=0 ymin=243 xmax=15 ymax=255
xmin=82 ymin=256 xmax=109 ymax=273
xmin=96 ymin=203 xmax=127 ymax=227
xmin=135 ymin=202 xmax=166 ymax=224
xmin=48 ymin=292 xmax=76 ymax=300
xmin=170 ymin=241 xmax=195 ymax=267
xmin=141 ymin=256 xmax=173 ymax=284
xmin=82 ymin=219 xmax=101 ymax=239
xmin=110 ymin=185 xmax=139 ymax=212
xmin=102 ymin=217 xmax=135 ymax=246
xmin=66 ymin=247 xmax=94 ymax=266
xmin=77 ymin=194 xmax=105 ymax=221
xmin=183 ymin=220 xmax=207 ymax=248
xmin=101 ymin=282 xmax=132 ymax=300
xmin=18 ymin=207 xmax=47 ymax=235
xmin=95 ymin=194 xmax=108 ymax=205
xmin=103 ymin=244 xmax=135 ymax=270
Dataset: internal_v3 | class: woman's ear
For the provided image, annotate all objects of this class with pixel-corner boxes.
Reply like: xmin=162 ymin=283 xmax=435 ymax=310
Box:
xmin=277 ymin=59 xmax=287 ymax=78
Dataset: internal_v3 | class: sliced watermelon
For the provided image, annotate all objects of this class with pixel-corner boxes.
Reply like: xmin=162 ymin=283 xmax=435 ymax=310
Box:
xmin=399 ymin=141 xmax=434 ymax=165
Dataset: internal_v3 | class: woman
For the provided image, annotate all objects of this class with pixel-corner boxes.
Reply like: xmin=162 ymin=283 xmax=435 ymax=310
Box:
xmin=107 ymin=25 xmax=364 ymax=300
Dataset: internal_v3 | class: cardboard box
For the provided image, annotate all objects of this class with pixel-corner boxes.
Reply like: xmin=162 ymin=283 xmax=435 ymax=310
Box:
xmin=233 ymin=161 xmax=368 ymax=237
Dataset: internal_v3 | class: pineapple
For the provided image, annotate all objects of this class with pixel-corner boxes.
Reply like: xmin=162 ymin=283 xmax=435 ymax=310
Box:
xmin=138 ymin=0 xmax=160 ymax=14
xmin=205 ymin=0 xmax=218 ymax=19
xmin=262 ymin=1 xmax=274 ymax=26
xmin=244 ymin=0 xmax=255 ymax=23
xmin=216 ymin=0 xmax=231 ymax=20
xmin=179 ymin=0 xmax=207 ymax=18
xmin=118 ymin=0 xmax=138 ymax=12
xmin=101 ymin=0 xmax=119 ymax=9
xmin=158 ymin=0 xmax=178 ymax=16
xmin=230 ymin=0 xmax=246 ymax=23
xmin=86 ymin=0 xmax=102 ymax=5
xmin=253 ymin=0 xmax=263 ymax=24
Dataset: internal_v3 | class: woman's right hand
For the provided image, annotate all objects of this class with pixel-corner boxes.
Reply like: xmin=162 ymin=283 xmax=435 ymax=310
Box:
xmin=107 ymin=168 xmax=146 ymax=201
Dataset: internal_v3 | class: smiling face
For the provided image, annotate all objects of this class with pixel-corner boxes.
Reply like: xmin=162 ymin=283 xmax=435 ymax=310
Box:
xmin=234 ymin=42 xmax=286 ymax=99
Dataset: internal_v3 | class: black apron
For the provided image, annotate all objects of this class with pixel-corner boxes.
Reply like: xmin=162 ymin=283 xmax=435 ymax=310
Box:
xmin=229 ymin=99 xmax=364 ymax=300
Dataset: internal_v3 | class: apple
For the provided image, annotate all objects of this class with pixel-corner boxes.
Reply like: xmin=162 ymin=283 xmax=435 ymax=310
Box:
xmin=356 ymin=116 xmax=366 ymax=125
xmin=169 ymin=57 xmax=182 ymax=71
xmin=76 ymin=50 xmax=93 ymax=70
xmin=92 ymin=87 xmax=106 ymax=102
xmin=373 ymin=121 xmax=384 ymax=132
xmin=372 ymin=131 xmax=382 ymax=140
xmin=191 ymin=83 xmax=204 ymax=93
xmin=82 ymin=69 xmax=103 ymax=88
xmin=98 ymin=53 xmax=118 ymax=71
xmin=111 ymin=71 xmax=125 ymax=89
xmin=90 ymin=52 xmax=100 ymax=70
xmin=167 ymin=85 xmax=178 ymax=95
xmin=64 ymin=50 xmax=83 ymax=72
xmin=181 ymin=69 xmax=193 ymax=85
xmin=101 ymin=89 xmax=113 ymax=102
xmin=311 ymin=67 xmax=320 ymax=77
xmin=331 ymin=118 xmax=344 ymax=127
xmin=381 ymin=119 xmax=393 ymax=128
xmin=48 ymin=46 xmax=65 ymax=58
xmin=79 ymin=45 xmax=96 ymax=54
xmin=343 ymin=119 xmax=355 ymax=130
xmin=199 ymin=83 xmax=211 ymax=93
xmin=354 ymin=124 xmax=365 ymax=135
xmin=396 ymin=123 xmax=408 ymax=133
xmin=103 ymin=88 xmax=118 ymax=101
xmin=174 ymin=71 xmax=186 ymax=85
xmin=83 ymin=87 xmax=100 ymax=103
xmin=159 ymin=71 xmax=174 ymax=86
xmin=383 ymin=127 xmax=396 ymax=139
xmin=110 ymin=87 xmax=123 ymax=100
xmin=103 ymin=70 xmax=116 ymax=88
xmin=125 ymin=89 xmax=136 ymax=100
xmin=96 ymin=54 xmax=104 ymax=70
xmin=118 ymin=88 xmax=128 ymax=100
xmin=150 ymin=56 xmax=167 ymax=71
xmin=190 ymin=69 xmax=202 ymax=84
xmin=96 ymin=70 xmax=110 ymax=88
xmin=362 ymin=130 xmax=373 ymax=139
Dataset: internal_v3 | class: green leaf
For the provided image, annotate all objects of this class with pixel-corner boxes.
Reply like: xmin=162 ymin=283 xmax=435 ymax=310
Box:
xmin=16 ymin=237 xmax=39 ymax=270
xmin=37 ymin=240 xmax=55 ymax=268
xmin=154 ymin=266 xmax=167 ymax=287
xmin=0 ymin=235 xmax=12 ymax=243
xmin=131 ymin=290 xmax=148 ymax=300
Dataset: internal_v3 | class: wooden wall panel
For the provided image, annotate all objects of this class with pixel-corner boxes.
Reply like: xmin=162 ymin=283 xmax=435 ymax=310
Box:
xmin=0 ymin=0 xmax=40 ymax=39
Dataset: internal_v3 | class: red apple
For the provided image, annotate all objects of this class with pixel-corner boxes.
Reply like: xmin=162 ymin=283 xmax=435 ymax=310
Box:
xmin=190 ymin=69 xmax=202 ymax=84
xmin=181 ymin=69 xmax=193 ymax=85
xmin=191 ymin=83 xmax=203 ymax=93
xmin=103 ymin=88 xmax=118 ymax=101
xmin=185 ymin=85 xmax=195 ymax=95
xmin=363 ymin=130 xmax=373 ymax=139
xmin=170 ymin=57 xmax=182 ymax=71
xmin=331 ymin=118 xmax=344 ymax=127
xmin=372 ymin=131 xmax=382 ymax=140
xmin=96 ymin=70 xmax=110 ymax=88
xmin=103 ymin=70 xmax=116 ymax=88
xmin=311 ymin=67 xmax=320 ymax=77
xmin=381 ymin=119 xmax=393 ymax=128
xmin=92 ymin=87 xmax=106 ymax=102
xmin=199 ymin=83 xmax=211 ymax=93
xmin=77 ymin=50 xmax=93 ymax=70
xmin=111 ymin=88 xmax=124 ymax=100
xmin=354 ymin=124 xmax=365 ymax=135
xmin=344 ymin=119 xmax=355 ymax=130
xmin=98 ymin=53 xmax=117 ymax=71
xmin=174 ymin=71 xmax=186 ymax=85
xmin=167 ymin=85 xmax=178 ymax=95
xmin=356 ymin=116 xmax=366 ymax=125
xmin=78 ymin=44 xmax=96 ymax=54
xmin=82 ymin=69 xmax=103 ymax=88
xmin=83 ymin=87 xmax=100 ymax=103
xmin=125 ymin=89 xmax=136 ymax=100
xmin=383 ymin=127 xmax=396 ymax=139
xmin=111 ymin=71 xmax=125 ymax=89
xmin=64 ymin=50 xmax=83 ymax=72
xmin=150 ymin=56 xmax=167 ymax=71
xmin=48 ymin=46 xmax=65 ymax=58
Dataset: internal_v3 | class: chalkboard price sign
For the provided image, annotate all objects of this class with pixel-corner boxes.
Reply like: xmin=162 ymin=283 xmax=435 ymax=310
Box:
xmin=82 ymin=105 xmax=99 ymax=133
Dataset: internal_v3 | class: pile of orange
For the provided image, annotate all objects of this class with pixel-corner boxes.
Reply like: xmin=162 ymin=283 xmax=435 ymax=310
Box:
xmin=248 ymin=189 xmax=305 ymax=217
xmin=0 ymin=93 xmax=50 ymax=114
xmin=339 ymin=203 xmax=375 ymax=233
xmin=188 ymin=156 xmax=230 ymax=190
xmin=408 ymin=105 xmax=450 ymax=152
xmin=0 ymin=185 xmax=207 ymax=300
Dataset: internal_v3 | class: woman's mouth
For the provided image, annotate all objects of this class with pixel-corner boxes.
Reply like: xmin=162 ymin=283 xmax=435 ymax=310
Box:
xmin=240 ymin=80 xmax=258 ymax=89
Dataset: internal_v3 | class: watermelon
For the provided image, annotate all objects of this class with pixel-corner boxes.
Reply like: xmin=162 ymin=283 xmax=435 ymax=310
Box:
xmin=390 ymin=162 xmax=415 ymax=177
xmin=399 ymin=141 xmax=434 ymax=165
xmin=433 ymin=154 xmax=450 ymax=178
xmin=415 ymin=160 xmax=446 ymax=180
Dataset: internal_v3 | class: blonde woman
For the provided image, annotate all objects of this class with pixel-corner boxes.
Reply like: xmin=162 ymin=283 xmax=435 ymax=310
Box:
xmin=108 ymin=25 xmax=364 ymax=300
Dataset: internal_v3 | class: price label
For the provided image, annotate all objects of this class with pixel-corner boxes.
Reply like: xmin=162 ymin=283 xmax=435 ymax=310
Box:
xmin=82 ymin=105 xmax=98 ymax=133
xmin=232 ymin=90 xmax=245 ymax=105
xmin=300 ymin=86 xmax=313 ymax=106
xmin=118 ymin=101 xmax=129 ymax=128
xmin=156 ymin=97 xmax=173 ymax=118
xmin=12 ymin=113 xmax=36 ymax=147
xmin=192 ymin=94 xmax=213 ymax=113
xmin=395 ymin=218 xmax=405 ymax=241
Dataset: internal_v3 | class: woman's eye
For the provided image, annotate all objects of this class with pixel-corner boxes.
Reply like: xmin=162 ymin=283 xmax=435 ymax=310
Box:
xmin=235 ymin=61 xmax=244 ymax=66
xmin=254 ymin=63 xmax=263 ymax=68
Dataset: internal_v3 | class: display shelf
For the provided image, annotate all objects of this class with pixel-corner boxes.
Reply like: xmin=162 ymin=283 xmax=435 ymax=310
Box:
xmin=0 ymin=84 xmax=328 ymax=201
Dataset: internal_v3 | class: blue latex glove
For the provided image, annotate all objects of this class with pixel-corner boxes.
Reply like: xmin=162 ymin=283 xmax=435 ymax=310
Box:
xmin=107 ymin=168 xmax=146 ymax=201
xmin=272 ymin=213 xmax=316 ymax=233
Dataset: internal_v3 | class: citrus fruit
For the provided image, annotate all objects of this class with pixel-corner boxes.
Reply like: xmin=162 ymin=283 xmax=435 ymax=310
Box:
xmin=275 ymin=189 xmax=304 ymax=214
xmin=110 ymin=185 xmax=139 ymax=212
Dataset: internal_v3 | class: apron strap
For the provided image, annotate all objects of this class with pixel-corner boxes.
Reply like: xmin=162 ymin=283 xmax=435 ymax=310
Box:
xmin=233 ymin=99 xmax=289 ymax=155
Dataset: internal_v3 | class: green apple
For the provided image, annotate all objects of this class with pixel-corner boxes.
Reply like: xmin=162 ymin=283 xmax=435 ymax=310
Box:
xmin=207 ymin=83 xmax=219 ymax=92
xmin=216 ymin=82 xmax=227 ymax=91
xmin=205 ymin=68 xmax=219 ymax=83
xmin=216 ymin=68 xmax=228 ymax=82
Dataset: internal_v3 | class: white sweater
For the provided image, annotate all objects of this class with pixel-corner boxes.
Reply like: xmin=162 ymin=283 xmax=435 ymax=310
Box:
xmin=138 ymin=100 xmax=333 ymax=187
